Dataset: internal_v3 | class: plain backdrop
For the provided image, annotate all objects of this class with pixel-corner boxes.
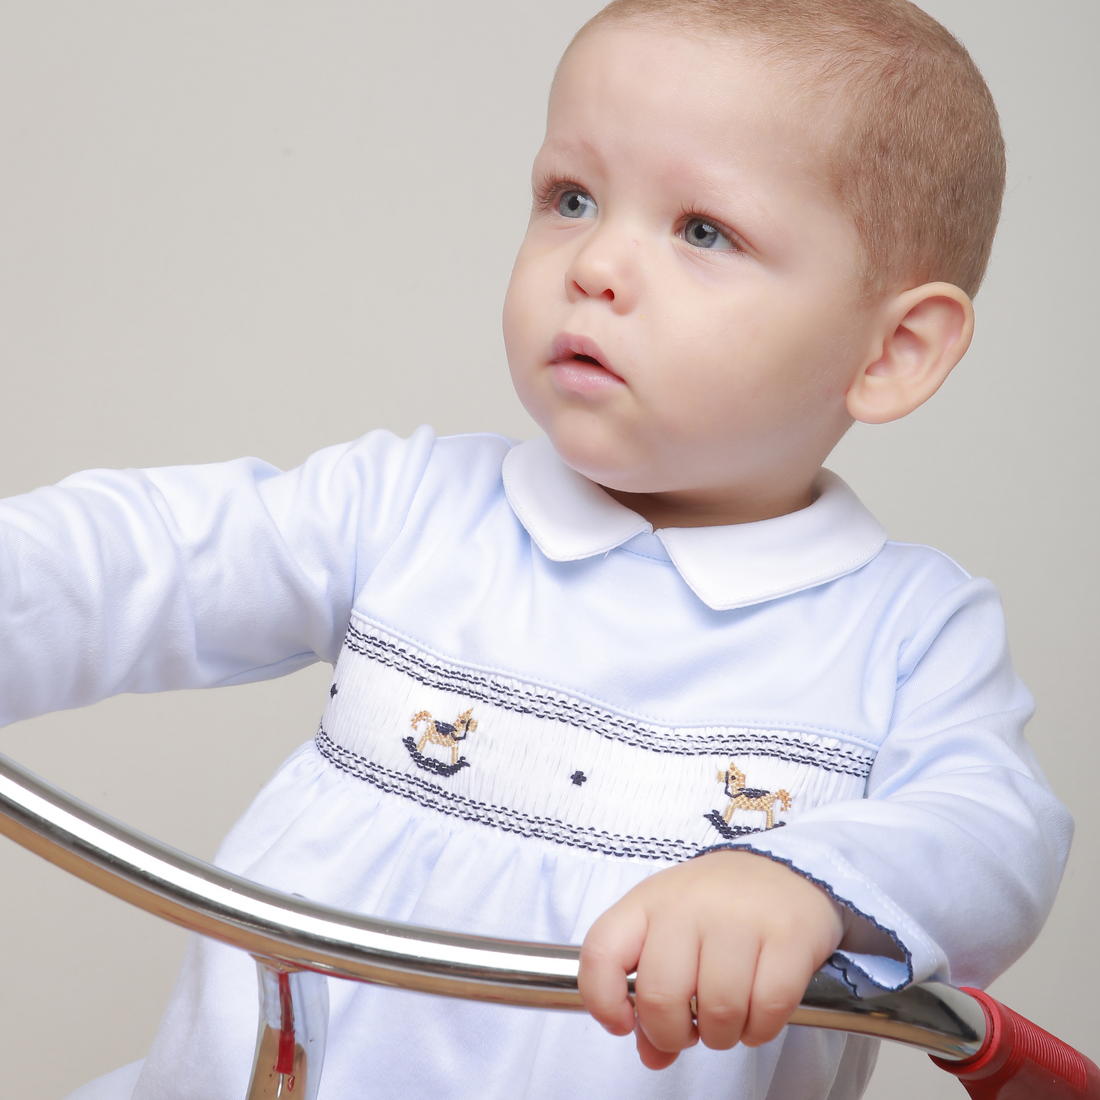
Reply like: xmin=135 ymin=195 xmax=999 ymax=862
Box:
xmin=0 ymin=2 xmax=1095 ymax=1097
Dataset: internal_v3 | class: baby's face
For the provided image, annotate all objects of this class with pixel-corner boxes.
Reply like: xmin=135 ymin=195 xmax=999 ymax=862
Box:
xmin=503 ymin=24 xmax=880 ymax=522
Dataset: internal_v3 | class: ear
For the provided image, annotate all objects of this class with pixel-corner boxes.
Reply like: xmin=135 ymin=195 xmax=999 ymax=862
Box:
xmin=846 ymin=282 xmax=975 ymax=425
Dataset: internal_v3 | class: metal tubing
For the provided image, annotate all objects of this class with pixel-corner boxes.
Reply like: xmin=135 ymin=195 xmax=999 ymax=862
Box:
xmin=247 ymin=962 xmax=329 ymax=1100
xmin=0 ymin=749 xmax=986 ymax=1061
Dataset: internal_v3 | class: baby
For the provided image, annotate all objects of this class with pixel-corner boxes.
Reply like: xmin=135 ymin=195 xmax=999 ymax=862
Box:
xmin=0 ymin=1 xmax=1072 ymax=1099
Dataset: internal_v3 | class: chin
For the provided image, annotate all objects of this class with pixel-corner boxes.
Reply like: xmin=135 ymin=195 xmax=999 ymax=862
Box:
xmin=547 ymin=428 xmax=657 ymax=493
xmin=548 ymin=428 xmax=616 ymax=481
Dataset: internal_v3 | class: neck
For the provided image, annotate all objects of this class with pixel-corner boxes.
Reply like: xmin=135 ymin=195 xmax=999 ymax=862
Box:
xmin=603 ymin=479 xmax=817 ymax=530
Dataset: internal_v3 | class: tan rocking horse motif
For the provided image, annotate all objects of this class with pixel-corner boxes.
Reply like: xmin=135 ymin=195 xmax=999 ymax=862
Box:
xmin=705 ymin=762 xmax=792 ymax=839
xmin=402 ymin=708 xmax=478 ymax=777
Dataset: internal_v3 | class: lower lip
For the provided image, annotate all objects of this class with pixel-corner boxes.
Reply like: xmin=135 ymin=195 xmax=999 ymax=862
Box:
xmin=549 ymin=359 xmax=626 ymax=394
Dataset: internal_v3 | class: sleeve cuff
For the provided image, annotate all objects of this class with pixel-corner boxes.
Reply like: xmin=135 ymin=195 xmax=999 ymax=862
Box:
xmin=695 ymin=832 xmax=950 ymax=992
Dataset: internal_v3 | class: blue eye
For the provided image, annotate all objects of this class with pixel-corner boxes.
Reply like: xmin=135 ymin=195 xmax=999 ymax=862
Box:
xmin=556 ymin=189 xmax=597 ymax=219
xmin=684 ymin=217 xmax=733 ymax=250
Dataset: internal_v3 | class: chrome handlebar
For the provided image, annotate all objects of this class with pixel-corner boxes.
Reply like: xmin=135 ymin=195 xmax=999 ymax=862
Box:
xmin=0 ymin=748 xmax=987 ymax=1095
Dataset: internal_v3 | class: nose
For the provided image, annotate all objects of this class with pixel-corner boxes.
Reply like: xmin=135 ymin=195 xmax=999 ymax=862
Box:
xmin=565 ymin=223 xmax=640 ymax=313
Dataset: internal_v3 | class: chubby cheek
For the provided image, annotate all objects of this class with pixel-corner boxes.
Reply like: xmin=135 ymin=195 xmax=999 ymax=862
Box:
xmin=707 ymin=294 xmax=850 ymax=415
xmin=642 ymin=315 xmax=765 ymax=440
xmin=504 ymin=234 xmax=562 ymax=346
xmin=502 ymin=273 xmax=550 ymax=425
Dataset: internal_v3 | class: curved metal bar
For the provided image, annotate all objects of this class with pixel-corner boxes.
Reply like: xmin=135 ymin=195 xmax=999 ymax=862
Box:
xmin=0 ymin=749 xmax=986 ymax=1061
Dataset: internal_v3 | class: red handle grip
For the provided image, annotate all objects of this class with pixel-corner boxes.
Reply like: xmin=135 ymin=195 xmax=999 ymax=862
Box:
xmin=930 ymin=988 xmax=1100 ymax=1099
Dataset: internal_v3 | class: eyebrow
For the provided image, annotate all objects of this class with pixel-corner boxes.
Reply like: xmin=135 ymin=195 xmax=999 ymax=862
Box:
xmin=534 ymin=137 xmax=609 ymax=174
xmin=686 ymin=169 xmax=778 ymax=239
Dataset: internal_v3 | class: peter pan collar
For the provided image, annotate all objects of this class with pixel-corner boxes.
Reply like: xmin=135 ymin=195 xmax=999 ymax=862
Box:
xmin=501 ymin=435 xmax=887 ymax=611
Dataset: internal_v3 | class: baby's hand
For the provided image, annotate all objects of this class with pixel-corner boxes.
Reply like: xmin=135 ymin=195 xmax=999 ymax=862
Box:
xmin=578 ymin=850 xmax=846 ymax=1069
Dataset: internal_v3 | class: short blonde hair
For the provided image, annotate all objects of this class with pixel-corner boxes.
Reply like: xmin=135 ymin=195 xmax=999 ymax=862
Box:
xmin=573 ymin=0 xmax=1006 ymax=298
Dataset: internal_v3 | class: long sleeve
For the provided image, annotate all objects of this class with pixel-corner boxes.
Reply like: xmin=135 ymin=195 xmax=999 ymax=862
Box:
xmin=0 ymin=426 xmax=436 ymax=727
xmin=711 ymin=576 xmax=1073 ymax=991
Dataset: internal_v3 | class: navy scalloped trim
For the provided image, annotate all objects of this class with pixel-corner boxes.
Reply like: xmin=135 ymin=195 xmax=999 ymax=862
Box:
xmin=692 ymin=842 xmax=913 ymax=990
xmin=824 ymin=952 xmax=898 ymax=997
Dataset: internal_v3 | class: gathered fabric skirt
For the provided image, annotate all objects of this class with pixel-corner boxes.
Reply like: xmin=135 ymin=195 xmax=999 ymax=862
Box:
xmin=103 ymin=739 xmax=880 ymax=1100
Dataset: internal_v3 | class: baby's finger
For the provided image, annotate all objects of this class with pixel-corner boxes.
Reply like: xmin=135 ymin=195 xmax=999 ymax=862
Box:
xmin=579 ymin=901 xmax=648 ymax=1037
xmin=633 ymin=915 xmax=700 ymax=1055
xmin=694 ymin=930 xmax=756 ymax=1050
xmin=635 ymin=1019 xmax=680 ymax=1071
xmin=741 ymin=940 xmax=815 ymax=1047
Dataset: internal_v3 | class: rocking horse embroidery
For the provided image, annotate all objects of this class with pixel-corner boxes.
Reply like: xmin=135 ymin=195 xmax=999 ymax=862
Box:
xmin=402 ymin=708 xmax=478 ymax=777
xmin=705 ymin=762 xmax=792 ymax=839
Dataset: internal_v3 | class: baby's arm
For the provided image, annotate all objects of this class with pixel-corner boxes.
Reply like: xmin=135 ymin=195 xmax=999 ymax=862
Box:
xmin=0 ymin=429 xmax=434 ymax=726
xmin=582 ymin=571 xmax=1073 ymax=1066
xmin=580 ymin=849 xmax=847 ymax=1066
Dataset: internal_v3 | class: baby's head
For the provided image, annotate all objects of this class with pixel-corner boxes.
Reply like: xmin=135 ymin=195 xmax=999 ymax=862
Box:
xmin=502 ymin=0 xmax=1005 ymax=527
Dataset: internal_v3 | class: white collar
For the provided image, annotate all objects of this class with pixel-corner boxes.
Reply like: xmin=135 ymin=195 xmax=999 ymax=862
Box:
xmin=501 ymin=435 xmax=887 ymax=611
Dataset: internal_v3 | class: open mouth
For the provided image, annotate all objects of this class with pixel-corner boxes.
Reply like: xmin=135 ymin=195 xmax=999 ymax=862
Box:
xmin=549 ymin=333 xmax=620 ymax=380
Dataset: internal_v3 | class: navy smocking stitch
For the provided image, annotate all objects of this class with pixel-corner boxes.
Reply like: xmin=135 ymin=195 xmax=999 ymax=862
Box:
xmin=704 ymin=811 xmax=766 ymax=840
xmin=343 ymin=622 xmax=875 ymax=775
xmin=316 ymin=727 xmax=709 ymax=862
xmin=401 ymin=737 xmax=470 ymax=777
xmin=354 ymin=616 xmax=883 ymax=753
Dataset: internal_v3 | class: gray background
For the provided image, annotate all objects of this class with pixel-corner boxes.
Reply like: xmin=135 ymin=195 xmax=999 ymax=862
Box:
xmin=0 ymin=2 xmax=1095 ymax=1096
